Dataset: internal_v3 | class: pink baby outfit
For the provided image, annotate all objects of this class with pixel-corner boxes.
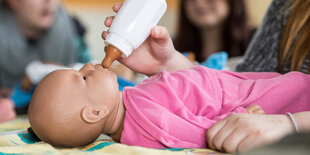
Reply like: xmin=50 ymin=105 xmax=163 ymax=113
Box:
xmin=121 ymin=66 xmax=310 ymax=149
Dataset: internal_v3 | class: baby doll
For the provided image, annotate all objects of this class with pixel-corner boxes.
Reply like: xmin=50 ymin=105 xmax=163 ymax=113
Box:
xmin=28 ymin=64 xmax=310 ymax=148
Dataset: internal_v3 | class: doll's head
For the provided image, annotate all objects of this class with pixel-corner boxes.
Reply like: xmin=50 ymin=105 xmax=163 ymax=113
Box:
xmin=28 ymin=64 xmax=122 ymax=147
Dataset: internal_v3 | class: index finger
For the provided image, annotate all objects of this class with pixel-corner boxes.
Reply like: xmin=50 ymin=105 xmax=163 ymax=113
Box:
xmin=206 ymin=119 xmax=227 ymax=150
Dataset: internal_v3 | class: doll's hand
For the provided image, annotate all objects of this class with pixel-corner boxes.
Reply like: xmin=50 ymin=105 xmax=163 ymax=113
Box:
xmin=102 ymin=3 xmax=194 ymax=76
xmin=206 ymin=113 xmax=294 ymax=153
xmin=245 ymin=105 xmax=265 ymax=114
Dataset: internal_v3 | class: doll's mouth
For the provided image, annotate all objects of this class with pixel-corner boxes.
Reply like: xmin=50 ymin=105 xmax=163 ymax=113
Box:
xmin=95 ymin=64 xmax=106 ymax=70
xmin=95 ymin=64 xmax=113 ymax=74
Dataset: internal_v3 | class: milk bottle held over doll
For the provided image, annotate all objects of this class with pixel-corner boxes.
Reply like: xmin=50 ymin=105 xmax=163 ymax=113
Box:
xmin=101 ymin=0 xmax=167 ymax=68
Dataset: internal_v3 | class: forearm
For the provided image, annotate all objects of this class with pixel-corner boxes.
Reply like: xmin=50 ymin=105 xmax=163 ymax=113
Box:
xmin=163 ymin=50 xmax=195 ymax=72
xmin=293 ymin=111 xmax=310 ymax=132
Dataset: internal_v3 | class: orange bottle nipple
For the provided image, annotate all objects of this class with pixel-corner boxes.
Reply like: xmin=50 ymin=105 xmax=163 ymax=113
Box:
xmin=101 ymin=45 xmax=122 ymax=68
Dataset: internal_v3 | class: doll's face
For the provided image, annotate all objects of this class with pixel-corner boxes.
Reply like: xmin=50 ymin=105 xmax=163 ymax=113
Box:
xmin=73 ymin=63 xmax=119 ymax=105
xmin=28 ymin=63 xmax=120 ymax=147
xmin=45 ymin=63 xmax=119 ymax=108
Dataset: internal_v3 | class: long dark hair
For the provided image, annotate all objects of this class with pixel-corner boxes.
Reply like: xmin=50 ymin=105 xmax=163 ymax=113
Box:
xmin=278 ymin=0 xmax=310 ymax=73
xmin=174 ymin=0 xmax=253 ymax=62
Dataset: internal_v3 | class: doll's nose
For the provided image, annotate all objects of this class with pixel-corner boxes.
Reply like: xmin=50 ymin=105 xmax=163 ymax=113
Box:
xmin=80 ymin=63 xmax=95 ymax=72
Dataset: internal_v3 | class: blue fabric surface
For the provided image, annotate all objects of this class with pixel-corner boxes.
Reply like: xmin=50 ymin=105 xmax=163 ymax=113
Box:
xmin=10 ymin=83 xmax=34 ymax=108
xmin=200 ymin=52 xmax=228 ymax=70
xmin=117 ymin=76 xmax=136 ymax=91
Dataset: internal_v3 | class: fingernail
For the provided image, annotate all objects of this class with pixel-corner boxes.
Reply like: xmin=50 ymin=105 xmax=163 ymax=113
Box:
xmin=153 ymin=28 xmax=159 ymax=36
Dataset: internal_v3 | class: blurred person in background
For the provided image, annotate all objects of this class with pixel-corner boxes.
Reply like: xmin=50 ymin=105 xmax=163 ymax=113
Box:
xmin=174 ymin=0 xmax=255 ymax=63
xmin=237 ymin=0 xmax=310 ymax=74
xmin=0 ymin=0 xmax=90 ymax=122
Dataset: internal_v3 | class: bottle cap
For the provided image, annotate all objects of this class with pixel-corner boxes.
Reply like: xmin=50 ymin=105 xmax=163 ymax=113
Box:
xmin=105 ymin=33 xmax=134 ymax=57
xmin=101 ymin=45 xmax=122 ymax=68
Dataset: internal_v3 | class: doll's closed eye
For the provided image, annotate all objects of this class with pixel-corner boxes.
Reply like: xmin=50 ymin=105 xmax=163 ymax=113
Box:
xmin=83 ymin=77 xmax=87 ymax=80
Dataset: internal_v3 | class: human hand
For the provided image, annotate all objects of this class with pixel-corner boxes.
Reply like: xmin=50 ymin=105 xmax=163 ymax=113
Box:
xmin=21 ymin=76 xmax=34 ymax=92
xmin=206 ymin=113 xmax=295 ymax=153
xmin=102 ymin=3 xmax=193 ymax=76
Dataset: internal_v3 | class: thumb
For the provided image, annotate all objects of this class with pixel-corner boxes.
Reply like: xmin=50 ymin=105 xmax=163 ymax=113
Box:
xmin=150 ymin=26 xmax=170 ymax=42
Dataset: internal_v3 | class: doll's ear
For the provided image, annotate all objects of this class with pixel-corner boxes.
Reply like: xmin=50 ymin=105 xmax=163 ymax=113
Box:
xmin=81 ymin=105 xmax=109 ymax=124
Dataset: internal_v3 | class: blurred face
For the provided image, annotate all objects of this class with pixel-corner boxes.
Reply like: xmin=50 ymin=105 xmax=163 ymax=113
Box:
xmin=8 ymin=0 xmax=60 ymax=30
xmin=184 ymin=0 xmax=230 ymax=28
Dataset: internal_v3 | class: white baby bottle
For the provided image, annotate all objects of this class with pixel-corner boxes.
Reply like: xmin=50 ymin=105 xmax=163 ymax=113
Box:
xmin=101 ymin=0 xmax=167 ymax=68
